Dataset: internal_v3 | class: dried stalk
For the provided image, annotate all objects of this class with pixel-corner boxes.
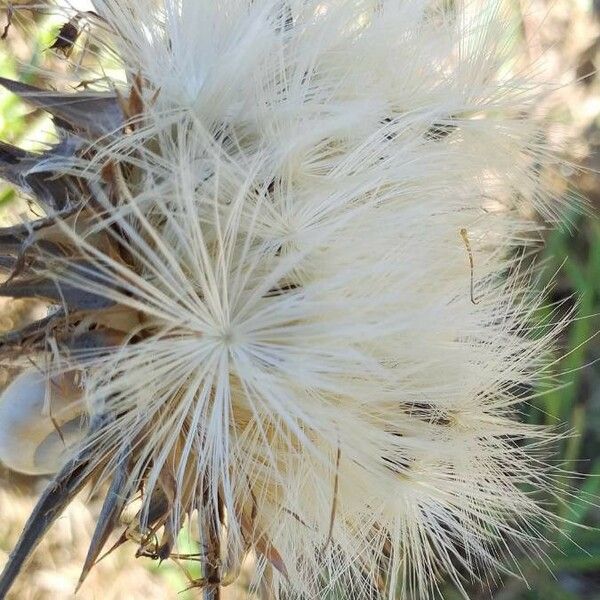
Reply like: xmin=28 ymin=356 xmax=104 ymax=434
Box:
xmin=200 ymin=494 xmax=221 ymax=600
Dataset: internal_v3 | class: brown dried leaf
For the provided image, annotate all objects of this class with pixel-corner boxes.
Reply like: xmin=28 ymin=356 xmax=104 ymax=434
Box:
xmin=0 ymin=77 xmax=125 ymax=139
xmin=0 ymin=415 xmax=107 ymax=598
xmin=0 ymin=139 xmax=82 ymax=211
xmin=0 ymin=261 xmax=116 ymax=310
xmin=77 ymin=442 xmax=132 ymax=591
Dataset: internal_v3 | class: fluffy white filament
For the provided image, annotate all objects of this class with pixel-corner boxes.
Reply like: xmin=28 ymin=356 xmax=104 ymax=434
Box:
xmin=14 ymin=0 xmax=570 ymax=597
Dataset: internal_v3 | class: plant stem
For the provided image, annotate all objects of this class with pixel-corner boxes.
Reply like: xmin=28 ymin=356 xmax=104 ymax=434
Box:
xmin=201 ymin=496 xmax=221 ymax=600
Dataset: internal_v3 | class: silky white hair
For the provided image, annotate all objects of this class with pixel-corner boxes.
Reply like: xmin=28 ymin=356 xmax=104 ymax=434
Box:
xmin=3 ymin=1 xmax=571 ymax=598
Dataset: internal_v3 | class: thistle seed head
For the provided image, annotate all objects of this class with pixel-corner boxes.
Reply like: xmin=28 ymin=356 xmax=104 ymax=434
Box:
xmin=0 ymin=1 xmax=570 ymax=598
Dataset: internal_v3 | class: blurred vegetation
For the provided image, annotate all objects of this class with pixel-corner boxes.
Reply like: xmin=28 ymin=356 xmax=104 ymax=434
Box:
xmin=0 ymin=1 xmax=598 ymax=599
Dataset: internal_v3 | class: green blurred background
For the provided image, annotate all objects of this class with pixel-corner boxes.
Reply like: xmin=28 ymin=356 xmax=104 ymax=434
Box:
xmin=0 ymin=1 xmax=598 ymax=599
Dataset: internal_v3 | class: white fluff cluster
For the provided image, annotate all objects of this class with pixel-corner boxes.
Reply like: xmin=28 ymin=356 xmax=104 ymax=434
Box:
xmin=5 ymin=1 xmax=568 ymax=597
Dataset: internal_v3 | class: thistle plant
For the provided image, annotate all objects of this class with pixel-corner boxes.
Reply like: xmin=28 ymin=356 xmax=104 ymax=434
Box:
xmin=0 ymin=1 xmax=571 ymax=598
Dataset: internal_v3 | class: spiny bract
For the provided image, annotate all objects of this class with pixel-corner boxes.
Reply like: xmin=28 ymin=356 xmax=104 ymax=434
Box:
xmin=0 ymin=1 xmax=567 ymax=598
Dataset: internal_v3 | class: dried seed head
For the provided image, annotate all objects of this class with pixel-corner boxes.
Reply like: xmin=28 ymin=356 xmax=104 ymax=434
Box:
xmin=0 ymin=1 xmax=571 ymax=599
